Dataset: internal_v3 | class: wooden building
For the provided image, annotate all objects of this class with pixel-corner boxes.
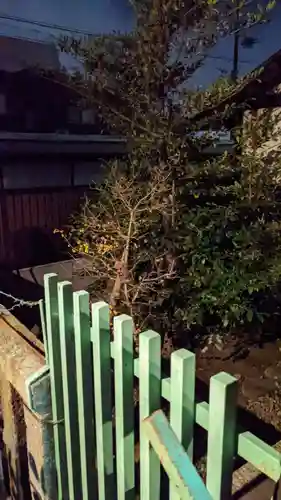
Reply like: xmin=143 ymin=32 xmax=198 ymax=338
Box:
xmin=0 ymin=35 xmax=126 ymax=268
xmin=0 ymin=132 xmax=127 ymax=269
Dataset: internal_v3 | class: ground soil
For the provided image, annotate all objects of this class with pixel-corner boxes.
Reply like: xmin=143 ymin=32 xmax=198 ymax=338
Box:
xmin=195 ymin=336 xmax=281 ymax=430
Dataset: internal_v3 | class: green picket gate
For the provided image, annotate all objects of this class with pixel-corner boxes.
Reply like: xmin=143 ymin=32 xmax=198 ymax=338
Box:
xmin=26 ymin=273 xmax=281 ymax=500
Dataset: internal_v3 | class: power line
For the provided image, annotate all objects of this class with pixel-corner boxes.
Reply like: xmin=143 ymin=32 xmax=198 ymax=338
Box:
xmin=0 ymin=12 xmax=261 ymax=67
xmin=207 ymin=54 xmax=251 ymax=63
xmin=0 ymin=29 xmax=55 ymax=45
xmin=0 ymin=12 xmax=95 ymax=37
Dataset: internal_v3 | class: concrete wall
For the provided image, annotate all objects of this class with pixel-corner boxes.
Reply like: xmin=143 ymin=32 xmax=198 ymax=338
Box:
xmin=0 ymin=311 xmax=46 ymax=499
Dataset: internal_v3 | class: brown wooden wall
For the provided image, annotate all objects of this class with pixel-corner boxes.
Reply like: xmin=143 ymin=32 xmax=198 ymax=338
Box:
xmin=0 ymin=187 xmax=88 ymax=268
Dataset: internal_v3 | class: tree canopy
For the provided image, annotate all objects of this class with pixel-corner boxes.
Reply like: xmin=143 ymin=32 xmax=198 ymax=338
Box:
xmin=58 ymin=0 xmax=276 ymax=141
xmin=55 ymin=0 xmax=281 ymax=348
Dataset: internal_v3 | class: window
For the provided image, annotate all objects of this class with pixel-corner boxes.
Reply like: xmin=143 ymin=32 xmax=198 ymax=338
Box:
xmin=2 ymin=163 xmax=71 ymax=189
xmin=0 ymin=94 xmax=6 ymax=115
xmin=25 ymin=111 xmax=36 ymax=131
xmin=82 ymin=109 xmax=95 ymax=125
xmin=74 ymin=161 xmax=104 ymax=186
xmin=67 ymin=106 xmax=81 ymax=124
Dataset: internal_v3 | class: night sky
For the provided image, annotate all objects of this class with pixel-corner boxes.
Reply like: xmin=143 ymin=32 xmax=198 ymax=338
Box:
xmin=0 ymin=0 xmax=134 ymax=34
xmin=0 ymin=0 xmax=281 ymax=86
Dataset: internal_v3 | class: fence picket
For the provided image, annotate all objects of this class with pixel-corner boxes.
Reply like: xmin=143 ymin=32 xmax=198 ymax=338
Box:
xmin=58 ymin=282 xmax=82 ymax=500
xmin=91 ymin=302 xmax=115 ymax=500
xmin=139 ymin=330 xmax=161 ymax=500
xmin=114 ymin=315 xmax=135 ymax=500
xmin=39 ymin=298 xmax=48 ymax=363
xmin=143 ymin=410 xmax=213 ymax=500
xmin=73 ymin=290 xmax=97 ymax=500
xmin=170 ymin=349 xmax=196 ymax=500
xmin=206 ymin=372 xmax=238 ymax=499
xmin=44 ymin=273 xmax=68 ymax=500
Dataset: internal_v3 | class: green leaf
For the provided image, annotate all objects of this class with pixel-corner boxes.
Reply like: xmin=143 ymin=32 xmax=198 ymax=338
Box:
xmin=266 ymin=0 xmax=276 ymax=11
xmin=246 ymin=309 xmax=253 ymax=323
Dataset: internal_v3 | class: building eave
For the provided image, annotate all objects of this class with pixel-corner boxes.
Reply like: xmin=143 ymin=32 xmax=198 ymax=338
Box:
xmin=0 ymin=133 xmax=128 ymax=157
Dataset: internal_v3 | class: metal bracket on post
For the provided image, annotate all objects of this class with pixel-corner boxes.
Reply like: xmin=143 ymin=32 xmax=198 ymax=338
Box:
xmin=26 ymin=365 xmax=57 ymax=500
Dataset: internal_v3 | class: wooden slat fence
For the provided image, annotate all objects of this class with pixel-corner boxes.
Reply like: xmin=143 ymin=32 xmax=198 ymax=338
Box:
xmin=0 ymin=187 xmax=87 ymax=267
xmin=26 ymin=273 xmax=281 ymax=500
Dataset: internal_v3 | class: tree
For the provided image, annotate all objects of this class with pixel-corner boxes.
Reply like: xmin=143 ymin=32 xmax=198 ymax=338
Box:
xmin=56 ymin=0 xmax=281 ymax=345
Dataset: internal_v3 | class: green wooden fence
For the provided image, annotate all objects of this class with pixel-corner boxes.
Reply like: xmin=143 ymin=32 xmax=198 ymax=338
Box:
xmin=26 ymin=273 xmax=281 ymax=499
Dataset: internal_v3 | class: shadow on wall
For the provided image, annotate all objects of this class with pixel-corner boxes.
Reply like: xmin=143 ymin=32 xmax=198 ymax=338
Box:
xmin=12 ymin=227 xmax=68 ymax=269
xmin=0 ymin=384 xmax=48 ymax=500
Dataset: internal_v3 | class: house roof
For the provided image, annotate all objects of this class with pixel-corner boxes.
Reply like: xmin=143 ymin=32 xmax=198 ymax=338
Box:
xmin=252 ymin=47 xmax=281 ymax=89
xmin=0 ymin=35 xmax=60 ymax=73
xmin=193 ymin=47 xmax=281 ymax=126
xmin=222 ymin=46 xmax=281 ymax=106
